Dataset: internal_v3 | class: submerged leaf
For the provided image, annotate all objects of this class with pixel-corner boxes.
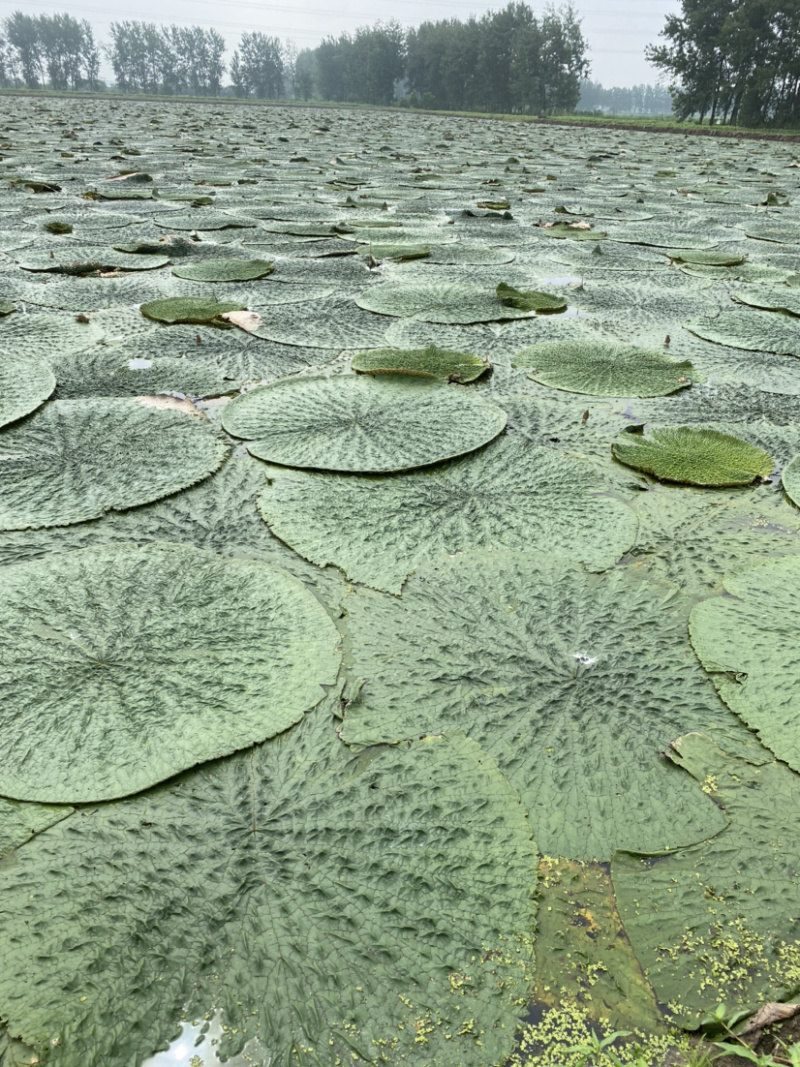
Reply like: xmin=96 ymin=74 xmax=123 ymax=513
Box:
xmin=356 ymin=282 xmax=535 ymax=324
xmin=614 ymin=733 xmax=800 ymax=1027
xmin=340 ymin=552 xmax=731 ymax=860
xmin=514 ymin=340 xmax=701 ymax=397
xmin=0 ymin=715 xmax=536 ymax=1067
xmin=0 ymin=543 xmax=341 ymax=803
xmin=222 ymin=374 xmax=506 ymax=472
xmin=612 ymin=427 xmax=774 ymax=486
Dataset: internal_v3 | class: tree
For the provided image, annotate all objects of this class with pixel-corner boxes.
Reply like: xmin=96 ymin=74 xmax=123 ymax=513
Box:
xmin=294 ymin=48 xmax=316 ymax=99
xmin=4 ymin=12 xmax=42 ymax=88
xmin=236 ymin=32 xmax=285 ymax=99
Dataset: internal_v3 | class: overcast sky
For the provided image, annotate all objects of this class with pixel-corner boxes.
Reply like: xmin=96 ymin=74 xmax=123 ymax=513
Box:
xmin=9 ymin=0 xmax=682 ymax=88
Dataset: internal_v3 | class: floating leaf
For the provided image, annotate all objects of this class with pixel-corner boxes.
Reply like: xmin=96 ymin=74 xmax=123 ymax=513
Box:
xmin=340 ymin=552 xmax=731 ymax=860
xmin=514 ymin=340 xmax=701 ymax=397
xmin=140 ymin=297 xmax=247 ymax=325
xmin=496 ymin=282 xmax=567 ymax=313
xmin=0 ymin=398 xmax=227 ymax=530
xmin=259 ymin=439 xmax=637 ymax=593
xmin=614 ymin=733 xmax=800 ymax=1027
xmin=0 ymin=798 xmax=72 ymax=857
xmin=666 ymin=249 xmax=747 ymax=266
xmin=17 ymin=247 xmax=168 ymax=274
xmin=0 ymin=715 xmax=536 ymax=1067
xmin=686 ymin=312 xmax=800 ymax=357
xmin=0 ymin=357 xmax=55 ymax=427
xmin=0 ymin=301 xmax=15 ymax=316
xmin=690 ymin=555 xmax=800 ymax=770
xmin=612 ymin=427 xmax=774 ymax=486
xmin=351 ymin=344 xmax=488 ymax=381
xmin=733 ymin=288 xmax=800 ymax=316
xmin=0 ymin=543 xmax=341 ymax=803
xmin=222 ymin=375 xmax=506 ymax=472
xmin=171 ymin=259 xmax=275 ymax=282
xmin=356 ymin=282 xmax=535 ymax=324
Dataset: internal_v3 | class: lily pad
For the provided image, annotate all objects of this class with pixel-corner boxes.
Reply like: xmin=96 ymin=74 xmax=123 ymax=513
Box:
xmin=16 ymin=248 xmax=169 ymax=274
xmin=0 ymin=798 xmax=72 ymax=858
xmin=0 ymin=398 xmax=227 ymax=530
xmin=0 ymin=715 xmax=536 ymax=1067
xmin=612 ymin=427 xmax=774 ymax=486
xmin=171 ymin=259 xmax=275 ymax=282
xmin=140 ymin=297 xmax=247 ymax=325
xmin=733 ymin=288 xmax=800 ymax=316
xmin=690 ymin=555 xmax=800 ymax=770
xmin=258 ymin=439 xmax=637 ymax=593
xmin=0 ymin=357 xmax=55 ymax=427
xmin=356 ymin=282 xmax=536 ymax=324
xmin=686 ymin=312 xmax=800 ymax=357
xmin=497 ymin=282 xmax=567 ymax=313
xmin=0 ymin=301 xmax=15 ymax=316
xmin=514 ymin=341 xmax=701 ymax=397
xmin=340 ymin=552 xmax=731 ymax=860
xmin=222 ymin=375 xmax=507 ymax=472
xmin=614 ymin=733 xmax=800 ymax=1027
xmin=0 ymin=543 xmax=341 ymax=803
xmin=351 ymin=344 xmax=488 ymax=382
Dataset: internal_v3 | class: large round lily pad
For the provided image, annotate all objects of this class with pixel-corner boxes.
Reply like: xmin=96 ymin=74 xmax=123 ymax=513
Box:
xmin=0 ymin=713 xmax=536 ymax=1067
xmin=259 ymin=438 xmax=637 ymax=593
xmin=340 ymin=551 xmax=735 ymax=861
xmin=355 ymin=282 xmax=537 ymax=324
xmin=0 ymin=357 xmax=55 ymax=427
xmin=221 ymin=375 xmax=507 ymax=472
xmin=140 ymin=297 xmax=247 ymax=325
xmin=612 ymin=427 xmax=774 ymax=486
xmin=351 ymin=344 xmax=488 ymax=381
xmin=171 ymin=258 xmax=275 ymax=282
xmin=783 ymin=453 xmax=800 ymax=507
xmin=0 ymin=398 xmax=227 ymax=530
xmin=514 ymin=340 xmax=702 ymax=397
xmin=690 ymin=555 xmax=800 ymax=770
xmin=0 ymin=543 xmax=341 ymax=803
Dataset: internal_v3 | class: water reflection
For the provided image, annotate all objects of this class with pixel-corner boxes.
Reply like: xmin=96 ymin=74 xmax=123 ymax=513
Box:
xmin=141 ymin=1012 xmax=267 ymax=1067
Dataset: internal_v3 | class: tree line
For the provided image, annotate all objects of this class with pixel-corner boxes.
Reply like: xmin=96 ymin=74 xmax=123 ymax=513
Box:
xmin=0 ymin=4 xmax=590 ymax=115
xmin=578 ymin=81 xmax=673 ymax=116
xmin=304 ymin=4 xmax=589 ymax=113
xmin=649 ymin=0 xmax=800 ymax=127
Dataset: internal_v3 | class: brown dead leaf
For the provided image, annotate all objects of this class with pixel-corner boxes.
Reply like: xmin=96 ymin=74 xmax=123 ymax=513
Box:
xmin=740 ymin=1002 xmax=800 ymax=1036
xmin=220 ymin=310 xmax=262 ymax=334
xmin=134 ymin=395 xmax=204 ymax=418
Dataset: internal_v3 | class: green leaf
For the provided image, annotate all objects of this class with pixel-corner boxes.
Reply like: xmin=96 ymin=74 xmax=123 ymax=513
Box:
xmin=222 ymin=375 xmax=507 ymax=472
xmin=686 ymin=312 xmax=800 ymax=357
xmin=0 ymin=357 xmax=55 ymax=427
xmin=258 ymin=438 xmax=637 ymax=593
xmin=0 ymin=543 xmax=341 ymax=803
xmin=340 ymin=552 xmax=731 ymax=861
xmin=690 ymin=555 xmax=800 ymax=770
xmin=360 ymin=243 xmax=431 ymax=262
xmin=612 ymin=427 xmax=774 ymax=486
xmin=0 ymin=398 xmax=227 ymax=530
xmin=496 ymin=282 xmax=567 ymax=313
xmin=613 ymin=733 xmax=800 ymax=1028
xmin=171 ymin=258 xmax=275 ymax=282
xmin=514 ymin=340 xmax=701 ymax=397
xmin=0 ymin=714 xmax=537 ymax=1067
xmin=356 ymin=282 xmax=536 ymax=324
xmin=0 ymin=798 xmax=72 ymax=858
xmin=140 ymin=297 xmax=247 ymax=325
xmin=733 ymin=288 xmax=800 ymax=317
xmin=351 ymin=344 xmax=488 ymax=381
xmin=0 ymin=301 xmax=15 ymax=316
xmin=249 ymin=296 xmax=390 ymax=349
xmin=16 ymin=247 xmax=169 ymax=274
xmin=783 ymin=453 xmax=800 ymax=506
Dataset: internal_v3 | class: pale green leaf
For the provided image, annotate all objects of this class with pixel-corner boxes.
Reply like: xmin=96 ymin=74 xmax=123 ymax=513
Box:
xmin=612 ymin=427 xmax=774 ymax=486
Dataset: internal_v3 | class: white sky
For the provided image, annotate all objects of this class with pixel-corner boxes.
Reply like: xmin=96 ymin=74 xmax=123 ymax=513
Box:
xmin=4 ymin=0 xmax=682 ymax=88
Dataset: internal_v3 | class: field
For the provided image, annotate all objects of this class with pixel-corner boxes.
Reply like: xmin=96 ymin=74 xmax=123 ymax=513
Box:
xmin=1 ymin=94 xmax=800 ymax=1067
